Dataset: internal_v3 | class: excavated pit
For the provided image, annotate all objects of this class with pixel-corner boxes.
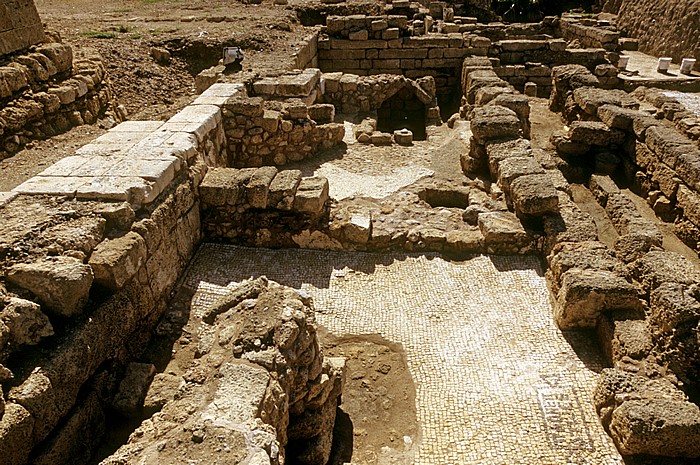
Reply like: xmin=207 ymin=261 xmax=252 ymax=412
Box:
xmin=4 ymin=3 xmax=700 ymax=465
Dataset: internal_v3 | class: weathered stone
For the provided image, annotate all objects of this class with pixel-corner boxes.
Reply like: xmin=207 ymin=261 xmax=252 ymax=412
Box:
xmin=8 ymin=370 xmax=59 ymax=442
xmin=569 ymin=121 xmax=625 ymax=146
xmin=293 ymin=177 xmax=329 ymax=214
xmin=247 ymin=166 xmax=278 ymax=209
xmin=555 ymin=269 xmax=641 ymax=329
xmin=113 ymin=363 xmax=156 ymax=416
xmin=485 ymin=137 xmax=531 ymax=177
xmin=598 ymin=314 xmax=650 ymax=361
xmin=496 ymin=157 xmax=544 ymax=191
xmin=589 ymin=174 xmax=620 ymax=207
xmin=200 ymin=168 xmax=243 ymax=207
xmin=0 ymin=297 xmax=53 ymax=347
xmin=89 ymin=232 xmax=147 ymax=291
xmin=0 ymin=403 xmax=34 ymax=465
xmin=268 ymin=170 xmax=302 ymax=210
xmin=610 ymin=398 xmax=700 ymax=457
xmin=548 ymin=241 xmax=620 ymax=284
xmin=649 ymin=283 xmax=700 ymax=334
xmin=7 ymin=256 xmax=93 ymax=317
xmin=509 ymin=174 xmax=559 ymax=216
xmin=478 ymin=211 xmax=533 ymax=254
xmin=470 ymin=106 xmax=521 ymax=144
xmin=631 ymin=250 xmax=700 ymax=292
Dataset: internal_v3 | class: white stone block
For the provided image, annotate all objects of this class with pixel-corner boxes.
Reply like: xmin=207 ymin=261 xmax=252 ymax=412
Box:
xmin=109 ymin=121 xmax=164 ymax=133
xmin=13 ymin=176 xmax=86 ymax=196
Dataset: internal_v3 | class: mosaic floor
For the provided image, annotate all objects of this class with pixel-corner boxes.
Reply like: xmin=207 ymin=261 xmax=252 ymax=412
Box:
xmin=184 ymin=244 xmax=624 ymax=465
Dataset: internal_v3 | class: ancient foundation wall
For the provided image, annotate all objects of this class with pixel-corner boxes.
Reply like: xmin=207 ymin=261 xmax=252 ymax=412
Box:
xmin=545 ymin=64 xmax=700 ymax=456
xmin=556 ymin=14 xmax=620 ymax=51
xmin=0 ymin=0 xmax=45 ymax=55
xmin=1 ymin=42 xmax=123 ymax=160
xmin=0 ymin=83 xmax=239 ymax=465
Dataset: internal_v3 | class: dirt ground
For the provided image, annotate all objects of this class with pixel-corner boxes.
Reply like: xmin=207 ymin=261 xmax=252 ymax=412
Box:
xmin=1 ymin=0 xmax=310 ymax=191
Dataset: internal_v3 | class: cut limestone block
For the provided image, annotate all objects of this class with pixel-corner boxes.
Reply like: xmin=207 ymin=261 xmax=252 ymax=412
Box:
xmin=610 ymin=398 xmax=700 ymax=457
xmin=509 ymin=173 xmax=559 ymax=216
xmin=631 ymin=250 xmax=700 ymax=293
xmin=7 ymin=256 xmax=93 ymax=317
xmin=89 ymin=232 xmax=147 ymax=291
xmin=569 ymin=121 xmax=625 ymax=146
xmin=496 ymin=156 xmax=544 ymax=196
xmin=477 ymin=211 xmax=533 ymax=254
xmin=293 ymin=177 xmax=329 ymax=214
xmin=555 ymin=269 xmax=641 ymax=329
xmin=470 ymin=106 xmax=521 ymax=144
xmin=246 ymin=166 xmax=278 ymax=209
xmin=485 ymin=137 xmax=531 ymax=177
xmin=268 ymin=170 xmax=302 ymax=210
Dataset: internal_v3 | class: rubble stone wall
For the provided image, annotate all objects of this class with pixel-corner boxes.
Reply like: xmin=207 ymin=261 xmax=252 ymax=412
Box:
xmin=222 ymin=94 xmax=345 ymax=168
xmin=1 ymin=42 xmax=123 ymax=161
xmin=0 ymin=0 xmax=45 ymax=55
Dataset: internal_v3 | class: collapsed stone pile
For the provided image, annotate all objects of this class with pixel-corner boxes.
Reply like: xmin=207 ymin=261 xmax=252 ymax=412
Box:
xmin=101 ymin=278 xmax=345 ymax=465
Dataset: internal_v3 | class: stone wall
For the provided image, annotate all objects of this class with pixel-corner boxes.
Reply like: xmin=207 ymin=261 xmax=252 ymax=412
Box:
xmin=200 ymin=167 xmax=331 ymax=247
xmin=222 ymin=94 xmax=345 ymax=168
xmin=545 ymin=63 xmax=700 ymax=458
xmin=609 ymin=0 xmax=700 ymax=70
xmin=556 ymin=14 xmax=620 ymax=51
xmin=1 ymin=42 xmax=123 ymax=160
xmin=0 ymin=0 xmax=45 ymax=56
xmin=0 ymin=83 xmax=241 ymax=465
xmin=318 ymin=14 xmax=491 ymax=94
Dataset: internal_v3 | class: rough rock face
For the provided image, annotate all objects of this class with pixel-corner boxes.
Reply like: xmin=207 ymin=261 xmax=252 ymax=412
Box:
xmin=610 ymin=0 xmax=700 ymax=68
xmin=101 ymin=278 xmax=345 ymax=465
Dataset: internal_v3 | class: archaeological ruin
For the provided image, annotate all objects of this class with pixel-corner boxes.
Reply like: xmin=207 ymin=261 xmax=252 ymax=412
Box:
xmin=1 ymin=0 xmax=700 ymax=463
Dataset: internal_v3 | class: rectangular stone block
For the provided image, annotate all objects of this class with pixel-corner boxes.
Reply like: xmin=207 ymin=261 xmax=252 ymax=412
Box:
xmin=293 ymin=176 xmax=329 ymax=214
xmin=555 ymin=269 xmax=641 ymax=329
xmin=677 ymin=184 xmax=700 ymax=228
xmin=89 ymin=232 xmax=147 ymax=291
xmin=268 ymin=170 xmax=302 ymax=210
xmin=246 ymin=166 xmax=278 ymax=208
xmin=378 ymin=49 xmax=428 ymax=59
xmin=510 ymin=173 xmax=559 ymax=217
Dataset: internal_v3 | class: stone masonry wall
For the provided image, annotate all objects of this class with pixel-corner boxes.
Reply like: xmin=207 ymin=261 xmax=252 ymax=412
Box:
xmin=0 ymin=0 xmax=45 ymax=56
xmin=222 ymin=94 xmax=345 ymax=168
xmin=0 ymin=83 xmax=241 ymax=465
xmin=200 ymin=167 xmax=331 ymax=247
xmin=545 ymin=64 xmax=700 ymax=458
xmin=1 ymin=42 xmax=123 ymax=160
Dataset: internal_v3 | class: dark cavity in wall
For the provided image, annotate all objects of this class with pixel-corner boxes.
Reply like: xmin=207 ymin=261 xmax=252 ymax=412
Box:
xmin=377 ymin=87 xmax=427 ymax=140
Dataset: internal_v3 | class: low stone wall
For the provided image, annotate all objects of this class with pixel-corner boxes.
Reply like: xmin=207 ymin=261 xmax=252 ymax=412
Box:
xmin=200 ymin=167 xmax=331 ymax=246
xmin=222 ymin=94 xmax=345 ymax=168
xmin=293 ymin=30 xmax=321 ymax=70
xmin=1 ymin=43 xmax=123 ymax=160
xmin=556 ymin=14 xmax=620 ymax=52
